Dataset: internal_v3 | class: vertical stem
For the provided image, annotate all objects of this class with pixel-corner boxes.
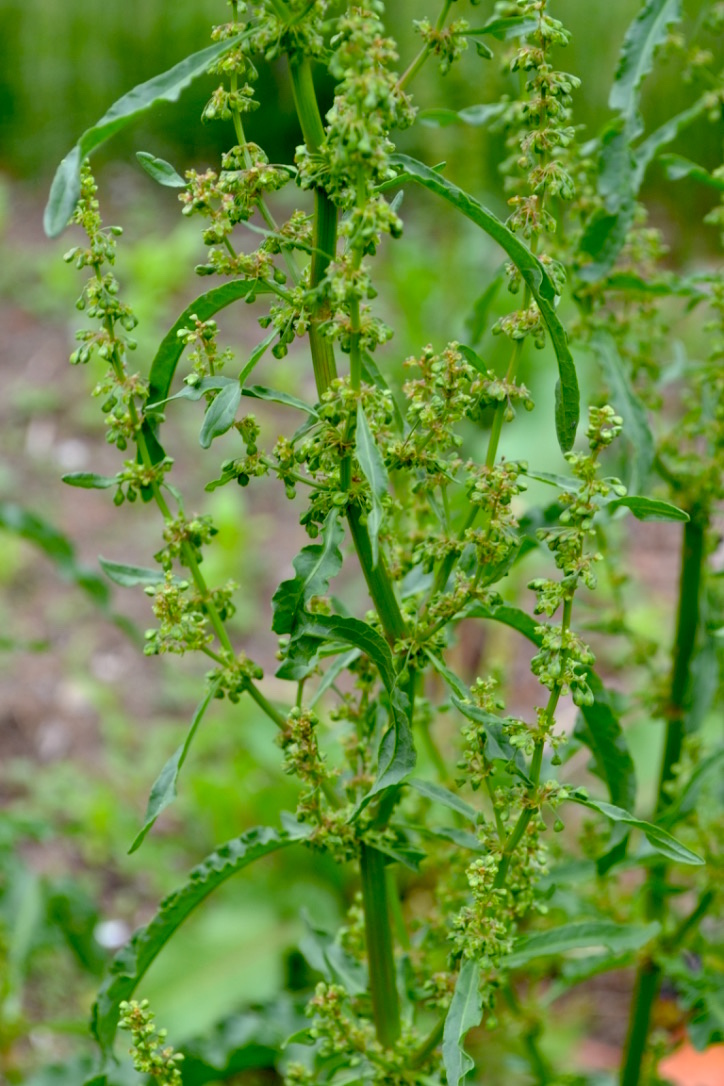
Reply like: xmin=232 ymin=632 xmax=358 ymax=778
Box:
xmin=620 ymin=961 xmax=660 ymax=1086
xmin=656 ymin=516 xmax=705 ymax=810
xmin=619 ymin=514 xmax=706 ymax=1086
xmin=286 ymin=53 xmax=406 ymax=645
xmin=286 ymin=48 xmax=405 ymax=1058
xmin=360 ymin=843 xmax=401 ymax=1048
xmin=347 ymin=506 xmax=407 ymax=644
xmin=288 ymin=53 xmax=338 ymax=397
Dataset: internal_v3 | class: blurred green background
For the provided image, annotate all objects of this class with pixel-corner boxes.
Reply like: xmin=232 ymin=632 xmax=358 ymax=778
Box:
xmin=0 ymin=2 xmax=721 ymax=1084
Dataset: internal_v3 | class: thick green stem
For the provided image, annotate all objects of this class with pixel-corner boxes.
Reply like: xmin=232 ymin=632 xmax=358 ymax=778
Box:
xmin=619 ymin=514 xmax=706 ymax=1086
xmin=286 ymin=55 xmax=405 ymax=644
xmin=656 ymin=516 xmax=705 ymax=810
xmin=288 ymin=53 xmax=338 ymax=397
xmin=347 ymin=506 xmax=407 ymax=644
xmin=620 ymin=961 xmax=660 ymax=1086
xmin=360 ymin=843 xmax=401 ymax=1048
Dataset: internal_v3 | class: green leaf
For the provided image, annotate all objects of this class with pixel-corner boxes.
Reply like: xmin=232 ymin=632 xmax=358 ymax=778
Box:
xmin=43 ymin=33 xmax=249 ymax=237
xmin=150 ymin=375 xmax=237 ymax=408
xmin=450 ymin=697 xmax=526 ymax=767
xmin=299 ymin=613 xmax=398 ymax=694
xmin=199 ymin=383 xmax=242 ymax=449
xmin=61 ymin=473 xmax=117 ymax=490
xmin=355 ymin=405 xmax=389 ymax=569
xmin=98 ymin=558 xmax=166 ymax=588
xmin=479 ymin=15 xmax=540 ymax=40
xmin=239 ymin=328 xmax=278 ymax=385
xmin=580 ymin=0 xmax=684 ymax=281
xmin=128 ymin=683 xmax=219 ymax=854
xmin=424 ymin=649 xmax=469 ymax=701
xmin=570 ymin=796 xmax=705 ymax=865
xmin=575 ymin=673 xmax=636 ymax=810
xmin=418 ymin=103 xmax=507 ymax=129
xmin=146 ymin=283 xmax=271 ymax=413
xmin=361 ymin=351 xmax=405 ymax=434
xmin=296 ymin=613 xmax=415 ymax=801
xmin=241 ymin=385 xmax=318 ymax=416
xmin=590 ymin=331 xmax=654 ymax=492
xmin=136 ymin=152 xmax=186 ymax=188
xmin=633 ymin=98 xmax=709 ymax=187
xmin=442 ymin=958 xmax=482 ymax=1086
xmin=407 ymin=779 xmax=479 ymax=824
xmin=609 ymin=0 xmax=682 ymax=133
xmin=506 ymin=920 xmax=661 ymax=969
xmin=458 ymin=343 xmax=489 ymax=377
xmin=607 ymin=496 xmax=689 ymax=522
xmin=406 ymin=823 xmax=483 ymax=853
xmin=659 ymin=153 xmax=724 ymax=191
xmin=463 ymin=600 xmax=541 ymax=646
xmin=310 ymin=649 xmax=361 ymax=708
xmin=271 ymin=513 xmax=344 ymax=635
xmin=390 ymin=153 xmax=579 ymax=452
xmin=0 ymin=502 xmax=110 ymax=607
xmin=92 ymin=826 xmax=299 ymax=1055
xmin=472 ymin=40 xmax=494 ymax=60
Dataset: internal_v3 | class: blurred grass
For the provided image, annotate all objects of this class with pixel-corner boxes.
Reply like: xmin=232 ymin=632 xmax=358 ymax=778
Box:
xmin=1 ymin=0 xmax=719 ymax=222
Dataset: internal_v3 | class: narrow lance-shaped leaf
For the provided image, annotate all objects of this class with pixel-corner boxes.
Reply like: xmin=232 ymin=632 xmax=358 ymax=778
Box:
xmin=241 ymin=385 xmax=318 ymax=416
xmin=590 ymin=330 xmax=654 ymax=493
xmin=633 ymin=97 xmax=709 ymax=187
xmin=407 ymin=778 xmax=479 ymax=824
xmin=143 ymin=281 xmax=272 ymax=462
xmin=148 ymin=375 xmax=237 ymax=408
xmin=575 ymin=672 xmax=636 ymax=810
xmin=43 ymin=33 xmax=249 ymax=237
xmin=505 ymin=920 xmax=661 ymax=969
xmin=659 ymin=154 xmax=724 ymax=191
xmin=450 ymin=696 xmax=527 ymax=768
xmin=425 ymin=648 xmax=469 ymax=700
xmin=199 ymin=382 xmax=242 ymax=449
xmin=418 ymin=103 xmax=507 ymax=129
xmin=478 ymin=15 xmax=540 ymax=40
xmin=442 ymin=958 xmax=483 ymax=1086
xmin=463 ymin=599 xmax=636 ymax=795
xmin=62 ymin=473 xmax=118 ymax=490
xmin=136 ymin=151 xmax=186 ymax=188
xmin=569 ymin=795 xmax=704 ymax=865
xmin=390 ymin=153 xmax=579 ymax=452
xmin=99 ymin=557 xmax=167 ymax=589
xmin=580 ymin=0 xmax=684 ymax=281
xmin=92 ymin=826 xmax=303 ymax=1056
xmin=128 ymin=682 xmax=220 ymax=854
xmin=361 ymin=351 xmax=405 ymax=434
xmin=0 ymin=502 xmax=109 ymax=607
xmin=310 ymin=648 xmax=361 ymax=709
xmin=271 ymin=512 xmax=345 ymax=635
xmin=609 ymin=0 xmax=682 ymax=134
xmin=239 ymin=328 xmax=278 ymax=385
xmin=606 ymin=496 xmax=689 ymax=522
xmin=355 ymin=404 xmax=389 ymax=569
xmin=296 ymin=613 xmax=415 ymax=800
xmin=147 ymin=283 xmax=272 ymax=411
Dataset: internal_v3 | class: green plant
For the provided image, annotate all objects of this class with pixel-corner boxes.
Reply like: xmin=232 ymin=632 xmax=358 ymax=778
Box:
xmin=42 ymin=2 xmax=722 ymax=1085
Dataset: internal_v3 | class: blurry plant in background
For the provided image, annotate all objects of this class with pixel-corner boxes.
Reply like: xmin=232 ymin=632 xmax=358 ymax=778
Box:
xmin=0 ymin=3 xmax=723 ymax=1086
